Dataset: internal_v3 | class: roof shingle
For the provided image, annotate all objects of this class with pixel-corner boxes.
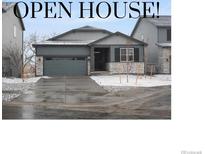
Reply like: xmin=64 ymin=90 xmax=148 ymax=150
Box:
xmin=146 ymin=16 xmax=171 ymax=27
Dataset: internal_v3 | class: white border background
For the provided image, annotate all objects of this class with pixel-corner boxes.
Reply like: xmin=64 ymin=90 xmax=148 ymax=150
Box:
xmin=1 ymin=0 xmax=205 ymax=154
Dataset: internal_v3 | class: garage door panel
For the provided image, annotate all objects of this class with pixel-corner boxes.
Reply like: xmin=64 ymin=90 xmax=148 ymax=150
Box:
xmin=44 ymin=58 xmax=87 ymax=76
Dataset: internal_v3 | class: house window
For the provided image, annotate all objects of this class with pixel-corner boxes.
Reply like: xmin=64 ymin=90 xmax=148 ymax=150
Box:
xmin=120 ymin=48 xmax=127 ymax=62
xmin=141 ymin=34 xmax=144 ymax=41
xmin=120 ymin=48 xmax=134 ymax=62
xmin=14 ymin=25 xmax=17 ymax=38
xmin=167 ymin=29 xmax=171 ymax=41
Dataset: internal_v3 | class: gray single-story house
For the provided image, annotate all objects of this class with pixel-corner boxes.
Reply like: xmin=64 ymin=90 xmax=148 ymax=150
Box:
xmin=33 ymin=26 xmax=147 ymax=76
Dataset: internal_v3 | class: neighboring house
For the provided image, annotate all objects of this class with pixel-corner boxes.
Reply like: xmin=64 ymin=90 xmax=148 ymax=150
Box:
xmin=33 ymin=26 xmax=147 ymax=76
xmin=131 ymin=16 xmax=171 ymax=74
xmin=2 ymin=2 xmax=25 ymax=77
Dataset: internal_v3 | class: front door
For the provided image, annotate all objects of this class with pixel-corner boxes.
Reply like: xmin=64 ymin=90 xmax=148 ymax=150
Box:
xmin=94 ymin=48 xmax=109 ymax=71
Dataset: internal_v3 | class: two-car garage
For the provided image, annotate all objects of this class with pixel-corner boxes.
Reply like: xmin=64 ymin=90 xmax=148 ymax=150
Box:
xmin=44 ymin=57 xmax=87 ymax=76
xmin=35 ymin=45 xmax=90 ymax=76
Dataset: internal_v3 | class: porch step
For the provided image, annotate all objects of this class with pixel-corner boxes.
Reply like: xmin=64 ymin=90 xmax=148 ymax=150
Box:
xmin=90 ymin=71 xmax=111 ymax=76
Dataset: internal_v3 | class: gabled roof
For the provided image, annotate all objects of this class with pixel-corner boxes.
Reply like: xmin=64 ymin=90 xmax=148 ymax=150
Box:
xmin=146 ymin=16 xmax=171 ymax=27
xmin=33 ymin=31 xmax=147 ymax=47
xmin=49 ymin=25 xmax=112 ymax=41
xmin=33 ymin=40 xmax=95 ymax=47
xmin=131 ymin=15 xmax=171 ymax=37
xmin=2 ymin=2 xmax=13 ymax=12
xmin=2 ymin=2 xmax=25 ymax=31
xmin=76 ymin=25 xmax=109 ymax=31
xmin=89 ymin=31 xmax=147 ymax=46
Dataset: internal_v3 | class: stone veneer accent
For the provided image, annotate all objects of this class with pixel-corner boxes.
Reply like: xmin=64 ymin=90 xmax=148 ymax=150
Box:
xmin=158 ymin=48 xmax=171 ymax=74
xmin=106 ymin=62 xmax=144 ymax=74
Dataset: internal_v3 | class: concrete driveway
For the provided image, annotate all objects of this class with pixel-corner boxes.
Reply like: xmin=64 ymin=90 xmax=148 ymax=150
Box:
xmin=2 ymin=76 xmax=171 ymax=119
xmin=13 ymin=76 xmax=108 ymax=104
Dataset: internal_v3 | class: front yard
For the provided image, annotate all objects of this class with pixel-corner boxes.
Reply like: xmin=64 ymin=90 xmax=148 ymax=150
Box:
xmin=2 ymin=74 xmax=171 ymax=103
xmin=91 ymin=74 xmax=171 ymax=92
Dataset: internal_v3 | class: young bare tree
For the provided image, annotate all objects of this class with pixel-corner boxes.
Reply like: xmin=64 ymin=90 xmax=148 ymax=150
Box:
xmin=23 ymin=33 xmax=58 ymax=77
xmin=3 ymin=45 xmax=22 ymax=77
xmin=117 ymin=64 xmax=123 ymax=84
xmin=23 ymin=33 xmax=38 ymax=72
xmin=122 ymin=62 xmax=134 ymax=83
xmin=2 ymin=33 xmax=58 ymax=78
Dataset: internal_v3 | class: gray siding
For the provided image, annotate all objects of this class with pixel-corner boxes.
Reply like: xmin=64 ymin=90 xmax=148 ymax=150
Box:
xmin=55 ymin=31 xmax=110 ymax=41
xmin=132 ymin=19 xmax=159 ymax=65
xmin=2 ymin=7 xmax=23 ymax=56
xmin=2 ymin=5 xmax=23 ymax=77
xmin=158 ymin=27 xmax=171 ymax=43
xmin=36 ymin=46 xmax=90 ymax=56
xmin=93 ymin=35 xmax=142 ymax=45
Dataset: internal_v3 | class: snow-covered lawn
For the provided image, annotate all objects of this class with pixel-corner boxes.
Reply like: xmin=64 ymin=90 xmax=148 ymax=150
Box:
xmin=2 ymin=76 xmax=50 ymax=84
xmin=2 ymin=76 xmax=50 ymax=103
xmin=2 ymin=77 xmax=41 ymax=84
xmin=91 ymin=75 xmax=171 ymax=87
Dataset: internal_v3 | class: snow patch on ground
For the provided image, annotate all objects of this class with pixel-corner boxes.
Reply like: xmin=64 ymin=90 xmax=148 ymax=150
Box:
xmin=2 ymin=76 xmax=50 ymax=103
xmin=2 ymin=76 xmax=50 ymax=84
xmin=91 ymin=75 xmax=171 ymax=88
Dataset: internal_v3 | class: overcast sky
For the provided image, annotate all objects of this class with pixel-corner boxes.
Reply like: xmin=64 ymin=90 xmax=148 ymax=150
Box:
xmin=4 ymin=0 xmax=171 ymax=39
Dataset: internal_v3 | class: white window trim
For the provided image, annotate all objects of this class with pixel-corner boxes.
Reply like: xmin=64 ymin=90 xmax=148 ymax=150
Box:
xmin=127 ymin=48 xmax=134 ymax=62
xmin=120 ymin=48 xmax=127 ymax=62
xmin=141 ymin=34 xmax=144 ymax=41
xmin=14 ymin=25 xmax=17 ymax=38
xmin=120 ymin=48 xmax=134 ymax=62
